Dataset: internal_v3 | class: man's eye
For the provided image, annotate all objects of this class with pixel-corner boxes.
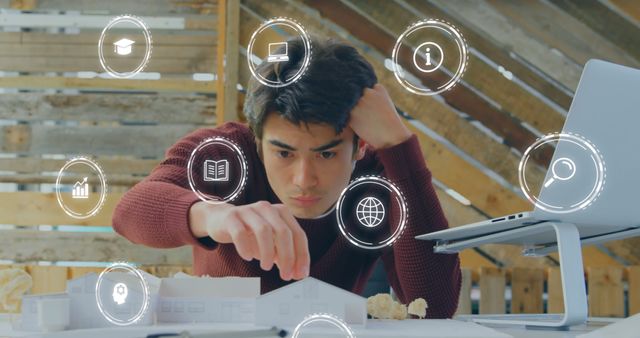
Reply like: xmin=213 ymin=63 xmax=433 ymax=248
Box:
xmin=320 ymin=151 xmax=336 ymax=159
xmin=277 ymin=150 xmax=291 ymax=158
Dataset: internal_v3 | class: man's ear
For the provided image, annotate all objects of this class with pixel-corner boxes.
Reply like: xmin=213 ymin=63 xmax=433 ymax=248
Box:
xmin=355 ymin=138 xmax=367 ymax=161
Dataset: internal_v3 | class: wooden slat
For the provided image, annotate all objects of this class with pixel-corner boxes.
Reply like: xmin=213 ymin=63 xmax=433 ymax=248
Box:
xmin=0 ymin=44 xmax=216 ymax=59
xmin=487 ymin=0 xmax=639 ymax=68
xmin=0 ymin=56 xmax=215 ymax=74
xmin=2 ymin=0 xmax=214 ymax=15
xmin=587 ymin=266 xmax=625 ymax=317
xmin=629 ymin=266 xmax=640 ymax=315
xmin=608 ymin=0 xmax=640 ymax=23
xmin=405 ymin=0 xmax=572 ymax=110
xmin=0 ymin=124 xmax=197 ymax=157
xmin=0 ymin=192 xmax=120 ymax=226
xmin=25 ymin=265 xmax=67 ymax=294
xmin=216 ymin=0 xmax=240 ymax=123
xmin=67 ymin=266 xmax=106 ymax=280
xmin=546 ymin=267 xmax=564 ymax=313
xmin=0 ymin=158 xmax=159 ymax=175
xmin=0 ymin=229 xmax=192 ymax=265
xmin=0 ymin=76 xmax=216 ymax=93
xmin=431 ymin=0 xmax=582 ymax=91
xmin=0 ymin=93 xmax=215 ymax=125
xmin=479 ymin=267 xmax=506 ymax=314
xmin=510 ymin=267 xmax=544 ymax=314
xmin=455 ymin=268 xmax=473 ymax=315
xmin=549 ymin=0 xmax=640 ymax=63
xmin=0 ymin=32 xmax=216 ymax=46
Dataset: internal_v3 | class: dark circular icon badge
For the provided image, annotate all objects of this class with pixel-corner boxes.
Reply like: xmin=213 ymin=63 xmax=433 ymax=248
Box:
xmin=187 ymin=137 xmax=248 ymax=204
xmin=336 ymin=176 xmax=407 ymax=250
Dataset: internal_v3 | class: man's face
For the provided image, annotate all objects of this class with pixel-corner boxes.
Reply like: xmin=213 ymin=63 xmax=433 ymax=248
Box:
xmin=260 ymin=113 xmax=365 ymax=219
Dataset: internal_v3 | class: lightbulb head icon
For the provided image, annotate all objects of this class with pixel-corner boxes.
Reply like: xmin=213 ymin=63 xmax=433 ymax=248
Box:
xmin=112 ymin=282 xmax=128 ymax=305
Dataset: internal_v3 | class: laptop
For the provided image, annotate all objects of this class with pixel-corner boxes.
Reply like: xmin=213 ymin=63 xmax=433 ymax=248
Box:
xmin=267 ymin=42 xmax=289 ymax=62
xmin=417 ymin=60 xmax=640 ymax=245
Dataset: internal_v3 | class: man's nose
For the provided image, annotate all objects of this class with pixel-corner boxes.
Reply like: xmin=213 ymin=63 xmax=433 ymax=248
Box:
xmin=293 ymin=159 xmax=318 ymax=190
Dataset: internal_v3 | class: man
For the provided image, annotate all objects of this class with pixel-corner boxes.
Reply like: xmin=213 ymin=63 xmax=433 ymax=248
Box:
xmin=113 ymin=38 xmax=460 ymax=318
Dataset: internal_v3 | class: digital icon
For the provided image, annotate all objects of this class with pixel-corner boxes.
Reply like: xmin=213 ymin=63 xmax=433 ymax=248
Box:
xmin=267 ymin=42 xmax=289 ymax=62
xmin=356 ymin=196 xmax=385 ymax=228
xmin=112 ymin=283 xmax=128 ymax=305
xmin=413 ymin=42 xmax=444 ymax=73
xmin=203 ymin=159 xmax=229 ymax=182
xmin=72 ymin=177 xmax=89 ymax=199
xmin=113 ymin=38 xmax=135 ymax=56
xmin=544 ymin=157 xmax=576 ymax=188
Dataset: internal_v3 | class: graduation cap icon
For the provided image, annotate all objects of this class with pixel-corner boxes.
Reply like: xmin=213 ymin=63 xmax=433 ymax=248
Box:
xmin=113 ymin=38 xmax=135 ymax=56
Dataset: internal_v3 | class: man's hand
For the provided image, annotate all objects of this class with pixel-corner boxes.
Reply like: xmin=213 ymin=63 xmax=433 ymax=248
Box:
xmin=349 ymin=84 xmax=412 ymax=150
xmin=189 ymin=201 xmax=310 ymax=281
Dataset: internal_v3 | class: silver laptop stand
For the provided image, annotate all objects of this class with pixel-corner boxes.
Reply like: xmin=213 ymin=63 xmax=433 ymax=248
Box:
xmin=434 ymin=221 xmax=587 ymax=329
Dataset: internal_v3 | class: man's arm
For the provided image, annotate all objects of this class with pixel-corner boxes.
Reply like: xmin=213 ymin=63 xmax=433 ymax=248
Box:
xmin=112 ymin=128 xmax=220 ymax=250
xmin=112 ymin=124 xmax=311 ymax=280
xmin=350 ymin=84 xmax=461 ymax=318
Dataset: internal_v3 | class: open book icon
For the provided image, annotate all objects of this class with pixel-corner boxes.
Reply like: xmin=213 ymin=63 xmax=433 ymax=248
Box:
xmin=203 ymin=159 xmax=229 ymax=182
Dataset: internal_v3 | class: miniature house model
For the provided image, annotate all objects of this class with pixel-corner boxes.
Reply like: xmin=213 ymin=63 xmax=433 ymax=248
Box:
xmin=157 ymin=274 xmax=259 ymax=323
xmin=255 ymin=277 xmax=367 ymax=327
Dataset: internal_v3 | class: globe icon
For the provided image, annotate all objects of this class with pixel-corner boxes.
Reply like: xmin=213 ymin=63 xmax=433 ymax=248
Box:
xmin=356 ymin=196 xmax=385 ymax=228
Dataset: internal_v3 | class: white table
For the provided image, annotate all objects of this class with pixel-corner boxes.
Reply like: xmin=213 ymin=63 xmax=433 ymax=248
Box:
xmin=0 ymin=314 xmax=612 ymax=338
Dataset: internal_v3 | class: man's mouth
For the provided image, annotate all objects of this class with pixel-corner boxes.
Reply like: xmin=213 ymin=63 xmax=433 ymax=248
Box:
xmin=291 ymin=195 xmax=322 ymax=207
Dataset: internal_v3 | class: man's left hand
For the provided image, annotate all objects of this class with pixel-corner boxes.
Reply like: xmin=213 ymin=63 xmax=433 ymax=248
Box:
xmin=349 ymin=84 xmax=412 ymax=150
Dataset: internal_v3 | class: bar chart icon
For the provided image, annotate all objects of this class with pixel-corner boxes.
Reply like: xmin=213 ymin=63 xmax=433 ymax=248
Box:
xmin=72 ymin=177 xmax=90 ymax=199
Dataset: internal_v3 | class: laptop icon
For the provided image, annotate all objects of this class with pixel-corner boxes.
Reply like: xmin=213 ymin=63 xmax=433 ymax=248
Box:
xmin=267 ymin=42 xmax=289 ymax=63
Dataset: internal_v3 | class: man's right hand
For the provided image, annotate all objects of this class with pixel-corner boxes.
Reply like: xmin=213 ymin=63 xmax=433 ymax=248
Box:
xmin=189 ymin=200 xmax=310 ymax=281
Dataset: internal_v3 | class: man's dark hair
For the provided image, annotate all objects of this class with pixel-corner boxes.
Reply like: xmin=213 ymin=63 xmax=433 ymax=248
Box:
xmin=243 ymin=37 xmax=377 ymax=144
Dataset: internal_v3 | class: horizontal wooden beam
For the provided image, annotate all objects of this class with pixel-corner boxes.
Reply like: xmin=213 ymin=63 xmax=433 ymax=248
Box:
xmin=0 ymin=93 xmax=215 ymax=124
xmin=0 ymin=191 xmax=120 ymax=226
xmin=0 ymin=76 xmax=216 ymax=93
xmin=0 ymin=32 xmax=216 ymax=46
xmin=0 ymin=229 xmax=192 ymax=265
xmin=0 ymin=124 xmax=197 ymax=157
xmin=0 ymin=13 xmax=215 ymax=31
xmin=0 ymin=56 xmax=215 ymax=74
xmin=0 ymin=157 xmax=159 ymax=175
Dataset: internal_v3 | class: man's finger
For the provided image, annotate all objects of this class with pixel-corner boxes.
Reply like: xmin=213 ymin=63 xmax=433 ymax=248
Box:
xmin=261 ymin=206 xmax=295 ymax=281
xmin=276 ymin=204 xmax=310 ymax=280
xmin=243 ymin=207 xmax=276 ymax=271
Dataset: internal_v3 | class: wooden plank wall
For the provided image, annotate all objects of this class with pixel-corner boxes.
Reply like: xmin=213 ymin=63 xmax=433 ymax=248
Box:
xmin=0 ymin=0 xmax=220 ymax=268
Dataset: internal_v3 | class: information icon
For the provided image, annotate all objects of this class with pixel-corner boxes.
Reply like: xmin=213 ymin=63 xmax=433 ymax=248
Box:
xmin=392 ymin=19 xmax=468 ymax=96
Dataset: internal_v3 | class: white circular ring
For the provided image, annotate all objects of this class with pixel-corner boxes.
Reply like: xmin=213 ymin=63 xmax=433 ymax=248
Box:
xmin=187 ymin=136 xmax=248 ymax=204
xmin=292 ymin=313 xmax=356 ymax=338
xmin=336 ymin=176 xmax=407 ymax=250
xmin=519 ymin=132 xmax=606 ymax=214
xmin=392 ymin=19 xmax=468 ymax=96
xmin=55 ymin=156 xmax=108 ymax=219
xmin=98 ymin=15 xmax=153 ymax=79
xmin=246 ymin=17 xmax=312 ymax=88
xmin=95 ymin=262 xmax=150 ymax=326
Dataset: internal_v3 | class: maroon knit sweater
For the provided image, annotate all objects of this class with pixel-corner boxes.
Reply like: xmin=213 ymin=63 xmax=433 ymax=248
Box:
xmin=113 ymin=122 xmax=461 ymax=318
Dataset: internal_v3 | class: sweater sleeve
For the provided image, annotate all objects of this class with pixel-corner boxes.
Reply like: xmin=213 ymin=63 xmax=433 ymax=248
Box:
xmin=112 ymin=127 xmax=226 ymax=251
xmin=377 ymin=134 xmax=461 ymax=318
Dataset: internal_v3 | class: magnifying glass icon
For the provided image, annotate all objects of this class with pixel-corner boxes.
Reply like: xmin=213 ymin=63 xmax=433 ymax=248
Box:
xmin=544 ymin=157 xmax=576 ymax=188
